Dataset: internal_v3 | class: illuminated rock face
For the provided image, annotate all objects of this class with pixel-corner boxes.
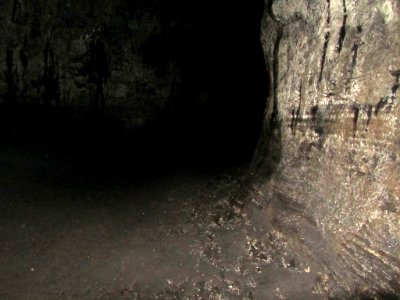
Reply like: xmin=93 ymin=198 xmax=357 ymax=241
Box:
xmin=255 ymin=0 xmax=400 ymax=296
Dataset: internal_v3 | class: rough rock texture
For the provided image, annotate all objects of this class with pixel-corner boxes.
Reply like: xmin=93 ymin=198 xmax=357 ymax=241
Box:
xmin=253 ymin=0 xmax=400 ymax=297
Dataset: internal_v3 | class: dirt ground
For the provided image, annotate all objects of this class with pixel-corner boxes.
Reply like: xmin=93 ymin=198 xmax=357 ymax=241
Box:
xmin=0 ymin=144 xmax=325 ymax=299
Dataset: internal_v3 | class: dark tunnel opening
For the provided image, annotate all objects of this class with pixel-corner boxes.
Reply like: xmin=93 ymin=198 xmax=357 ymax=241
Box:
xmin=0 ymin=0 xmax=269 ymax=179
xmin=76 ymin=0 xmax=269 ymax=176
xmin=134 ymin=0 xmax=269 ymax=171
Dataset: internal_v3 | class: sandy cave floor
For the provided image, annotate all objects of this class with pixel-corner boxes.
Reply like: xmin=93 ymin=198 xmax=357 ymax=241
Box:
xmin=0 ymin=144 xmax=325 ymax=299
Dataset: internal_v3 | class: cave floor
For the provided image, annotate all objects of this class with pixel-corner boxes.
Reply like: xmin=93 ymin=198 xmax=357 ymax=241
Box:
xmin=0 ymin=144 xmax=324 ymax=299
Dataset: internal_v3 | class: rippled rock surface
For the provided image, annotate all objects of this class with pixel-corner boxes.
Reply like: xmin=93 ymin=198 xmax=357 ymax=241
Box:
xmin=253 ymin=0 xmax=400 ymax=297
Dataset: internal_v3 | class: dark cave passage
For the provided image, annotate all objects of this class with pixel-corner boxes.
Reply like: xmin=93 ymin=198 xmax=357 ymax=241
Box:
xmin=1 ymin=0 xmax=269 ymax=177
xmin=0 ymin=1 xmax=273 ymax=298
xmin=134 ymin=0 xmax=269 ymax=170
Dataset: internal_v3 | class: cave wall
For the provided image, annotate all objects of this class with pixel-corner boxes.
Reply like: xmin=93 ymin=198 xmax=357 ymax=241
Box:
xmin=0 ymin=0 xmax=177 ymax=134
xmin=256 ymin=0 xmax=400 ymax=296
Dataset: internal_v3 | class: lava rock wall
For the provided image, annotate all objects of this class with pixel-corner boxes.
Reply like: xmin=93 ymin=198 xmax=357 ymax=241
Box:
xmin=0 ymin=0 xmax=174 ymax=134
xmin=256 ymin=0 xmax=400 ymax=296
